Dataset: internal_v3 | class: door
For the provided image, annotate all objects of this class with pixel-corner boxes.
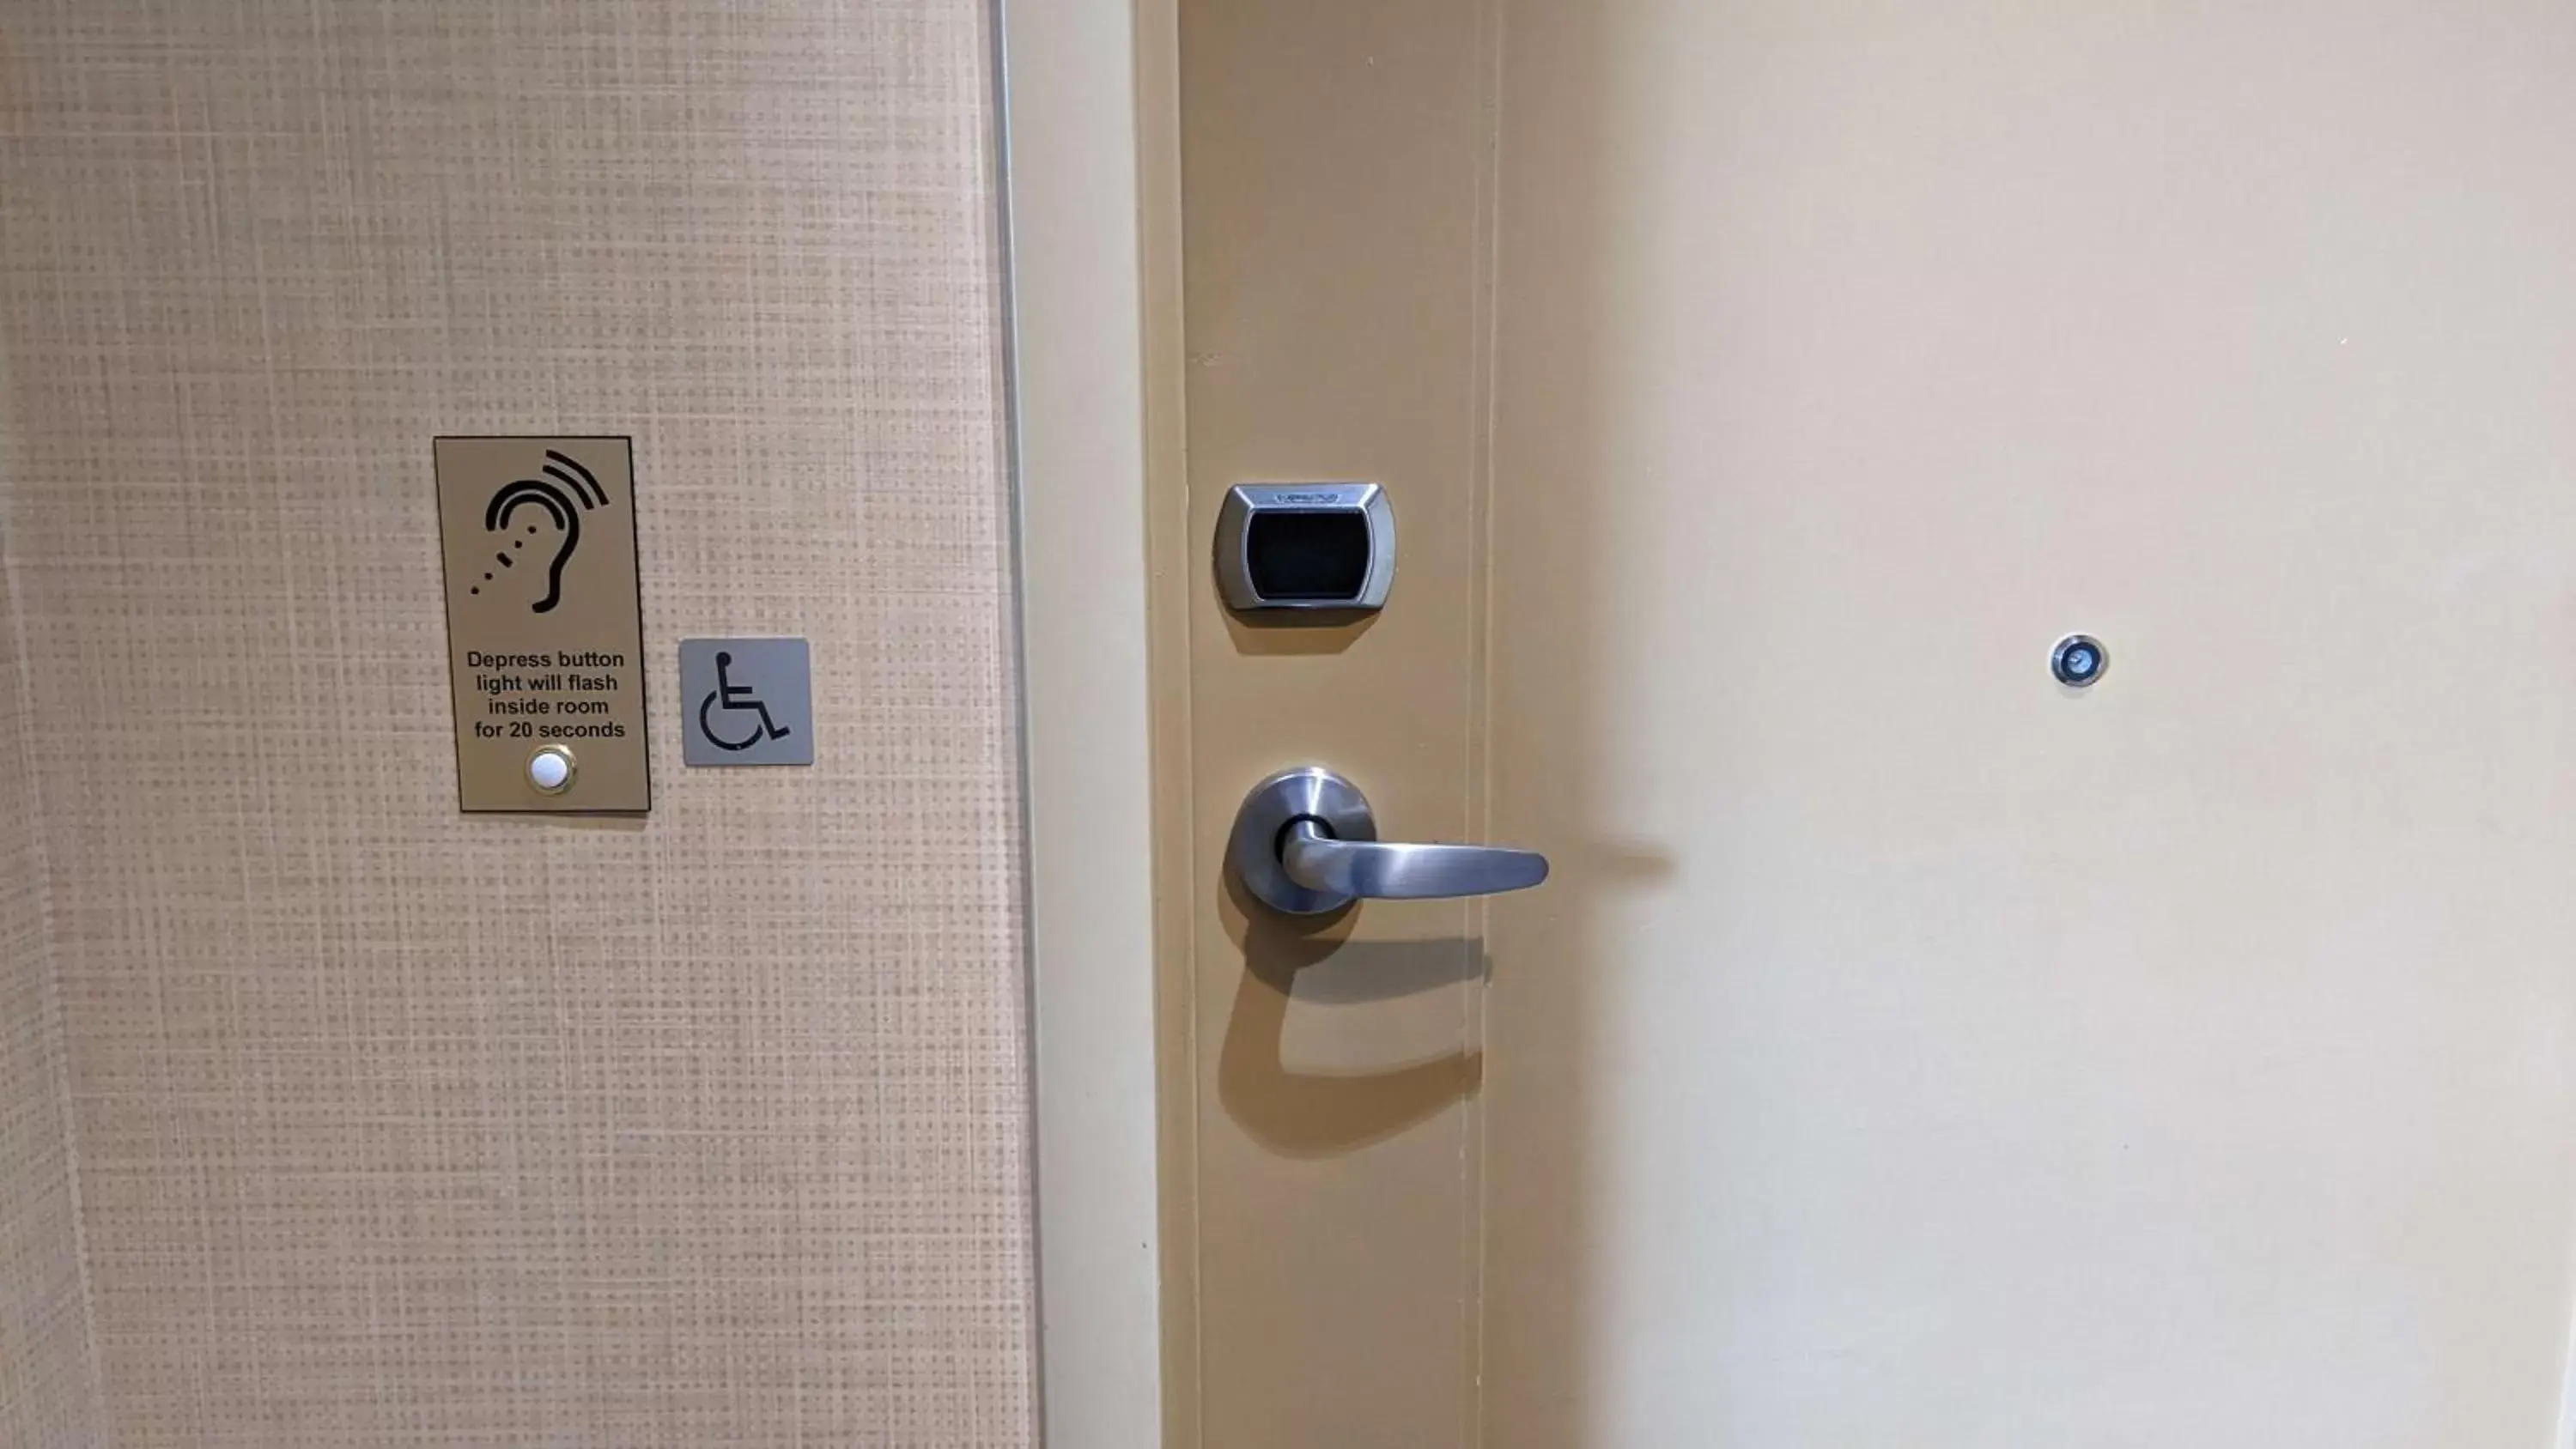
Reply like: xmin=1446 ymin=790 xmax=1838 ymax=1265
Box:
xmin=1164 ymin=2 xmax=2576 ymax=1445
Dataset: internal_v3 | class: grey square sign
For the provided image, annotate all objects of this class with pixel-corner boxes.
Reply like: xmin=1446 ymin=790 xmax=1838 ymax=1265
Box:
xmin=678 ymin=638 xmax=814 ymax=767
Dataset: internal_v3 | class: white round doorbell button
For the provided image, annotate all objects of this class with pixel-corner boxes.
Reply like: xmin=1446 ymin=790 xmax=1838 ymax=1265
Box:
xmin=526 ymin=744 xmax=577 ymax=794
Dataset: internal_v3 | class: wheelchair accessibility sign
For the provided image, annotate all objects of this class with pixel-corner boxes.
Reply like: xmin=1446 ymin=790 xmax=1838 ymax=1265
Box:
xmin=678 ymin=639 xmax=815 ymax=767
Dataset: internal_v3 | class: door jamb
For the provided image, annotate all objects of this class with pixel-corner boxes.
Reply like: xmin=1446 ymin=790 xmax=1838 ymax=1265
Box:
xmin=997 ymin=0 xmax=1185 ymax=1445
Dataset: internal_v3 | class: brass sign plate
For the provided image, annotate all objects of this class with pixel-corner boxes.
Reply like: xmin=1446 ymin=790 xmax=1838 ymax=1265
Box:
xmin=434 ymin=436 xmax=651 ymax=813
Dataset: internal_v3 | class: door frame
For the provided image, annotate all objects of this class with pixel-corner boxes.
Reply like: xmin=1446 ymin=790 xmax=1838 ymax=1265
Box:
xmin=997 ymin=0 xmax=1182 ymax=1445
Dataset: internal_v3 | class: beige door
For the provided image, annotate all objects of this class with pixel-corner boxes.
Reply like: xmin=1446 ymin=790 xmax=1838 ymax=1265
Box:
xmin=1162 ymin=2 xmax=2576 ymax=1445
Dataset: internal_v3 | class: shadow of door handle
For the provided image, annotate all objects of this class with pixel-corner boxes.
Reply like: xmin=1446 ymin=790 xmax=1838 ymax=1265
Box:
xmin=1231 ymin=766 xmax=1551 ymax=915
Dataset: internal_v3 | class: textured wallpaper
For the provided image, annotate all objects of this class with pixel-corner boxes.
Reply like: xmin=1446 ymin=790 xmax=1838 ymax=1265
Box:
xmin=0 ymin=552 xmax=107 ymax=1448
xmin=0 ymin=3 xmax=1033 ymax=1446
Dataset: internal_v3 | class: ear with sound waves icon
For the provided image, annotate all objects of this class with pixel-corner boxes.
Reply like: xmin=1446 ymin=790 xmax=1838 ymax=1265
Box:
xmin=480 ymin=450 xmax=607 ymax=614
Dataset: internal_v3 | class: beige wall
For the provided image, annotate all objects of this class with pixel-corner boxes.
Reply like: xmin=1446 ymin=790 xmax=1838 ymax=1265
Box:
xmin=0 ymin=3 xmax=1033 ymax=1446
xmin=0 ymin=562 xmax=107 ymax=1447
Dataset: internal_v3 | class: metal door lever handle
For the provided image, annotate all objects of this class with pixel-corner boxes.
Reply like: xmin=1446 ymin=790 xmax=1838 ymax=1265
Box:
xmin=1280 ymin=820 xmax=1548 ymax=902
xmin=1230 ymin=766 xmax=1551 ymax=915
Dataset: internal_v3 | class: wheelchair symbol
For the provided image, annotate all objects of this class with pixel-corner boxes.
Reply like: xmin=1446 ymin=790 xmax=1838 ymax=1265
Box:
xmin=696 ymin=651 xmax=793 ymax=752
